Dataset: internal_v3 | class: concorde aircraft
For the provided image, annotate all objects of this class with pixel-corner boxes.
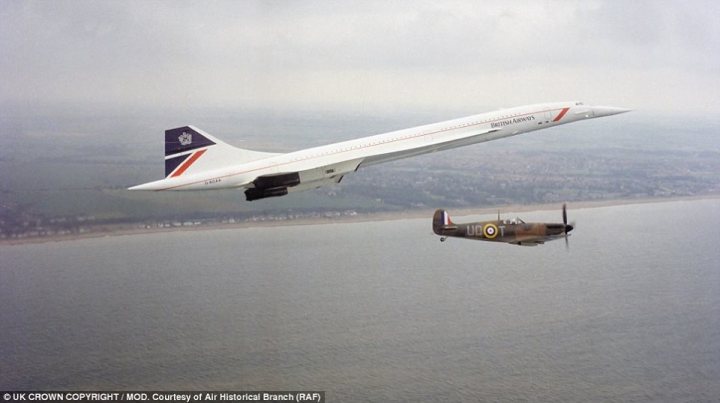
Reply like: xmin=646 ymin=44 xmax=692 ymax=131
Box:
xmin=129 ymin=102 xmax=629 ymax=201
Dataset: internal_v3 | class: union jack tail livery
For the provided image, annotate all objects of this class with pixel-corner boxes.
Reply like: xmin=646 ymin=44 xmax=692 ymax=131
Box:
xmin=162 ymin=126 xmax=280 ymax=179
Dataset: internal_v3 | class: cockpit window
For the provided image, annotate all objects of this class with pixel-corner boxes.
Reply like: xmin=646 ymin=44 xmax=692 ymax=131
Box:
xmin=575 ymin=102 xmax=584 ymax=105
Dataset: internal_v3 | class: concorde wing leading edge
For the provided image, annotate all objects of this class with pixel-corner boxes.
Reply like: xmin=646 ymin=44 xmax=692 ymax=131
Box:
xmin=128 ymin=102 xmax=629 ymax=201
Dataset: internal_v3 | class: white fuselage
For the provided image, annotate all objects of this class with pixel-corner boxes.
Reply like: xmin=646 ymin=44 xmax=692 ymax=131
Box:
xmin=131 ymin=102 xmax=628 ymax=192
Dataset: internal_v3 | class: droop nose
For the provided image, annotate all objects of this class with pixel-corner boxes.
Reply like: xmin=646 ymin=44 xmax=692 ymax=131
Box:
xmin=591 ymin=106 xmax=631 ymax=117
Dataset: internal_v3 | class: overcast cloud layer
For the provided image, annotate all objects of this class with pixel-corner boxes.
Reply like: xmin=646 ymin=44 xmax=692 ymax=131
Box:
xmin=1 ymin=0 xmax=718 ymax=114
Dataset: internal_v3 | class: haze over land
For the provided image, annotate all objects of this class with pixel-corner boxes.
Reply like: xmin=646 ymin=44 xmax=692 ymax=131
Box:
xmin=1 ymin=109 xmax=718 ymax=240
xmin=1 ymin=0 xmax=718 ymax=239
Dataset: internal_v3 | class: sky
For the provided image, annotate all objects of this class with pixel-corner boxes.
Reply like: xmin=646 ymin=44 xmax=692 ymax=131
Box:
xmin=1 ymin=0 xmax=718 ymax=116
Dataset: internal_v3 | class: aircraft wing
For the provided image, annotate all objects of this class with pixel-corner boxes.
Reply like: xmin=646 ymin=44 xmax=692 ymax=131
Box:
xmin=509 ymin=234 xmax=567 ymax=246
xmin=243 ymin=158 xmax=364 ymax=201
xmin=240 ymin=124 xmax=500 ymax=201
xmin=509 ymin=241 xmax=542 ymax=247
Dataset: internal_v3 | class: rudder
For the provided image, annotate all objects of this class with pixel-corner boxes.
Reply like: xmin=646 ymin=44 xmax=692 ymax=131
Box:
xmin=433 ymin=209 xmax=453 ymax=234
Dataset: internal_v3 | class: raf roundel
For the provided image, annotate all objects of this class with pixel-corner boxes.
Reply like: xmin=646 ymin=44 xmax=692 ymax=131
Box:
xmin=483 ymin=223 xmax=498 ymax=239
xmin=178 ymin=132 xmax=193 ymax=146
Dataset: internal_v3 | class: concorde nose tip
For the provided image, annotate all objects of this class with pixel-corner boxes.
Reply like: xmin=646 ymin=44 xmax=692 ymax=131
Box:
xmin=593 ymin=106 xmax=632 ymax=117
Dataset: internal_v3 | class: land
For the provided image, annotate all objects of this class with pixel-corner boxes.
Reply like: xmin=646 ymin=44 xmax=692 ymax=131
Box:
xmin=1 ymin=194 xmax=718 ymax=246
xmin=1 ymin=108 xmax=719 ymax=244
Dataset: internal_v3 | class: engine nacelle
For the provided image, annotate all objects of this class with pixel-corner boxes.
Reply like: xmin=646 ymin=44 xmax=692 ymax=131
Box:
xmin=244 ymin=186 xmax=289 ymax=201
xmin=244 ymin=172 xmax=300 ymax=201
xmin=253 ymin=172 xmax=300 ymax=189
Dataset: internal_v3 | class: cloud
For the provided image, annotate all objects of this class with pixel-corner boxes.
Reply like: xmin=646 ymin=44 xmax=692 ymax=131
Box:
xmin=1 ymin=0 xmax=718 ymax=114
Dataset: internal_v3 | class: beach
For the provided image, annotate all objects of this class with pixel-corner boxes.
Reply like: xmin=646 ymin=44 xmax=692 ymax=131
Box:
xmin=2 ymin=194 xmax=718 ymax=246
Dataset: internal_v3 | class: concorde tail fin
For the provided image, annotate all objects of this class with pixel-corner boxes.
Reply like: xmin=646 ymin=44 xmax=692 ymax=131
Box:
xmin=163 ymin=126 xmax=280 ymax=178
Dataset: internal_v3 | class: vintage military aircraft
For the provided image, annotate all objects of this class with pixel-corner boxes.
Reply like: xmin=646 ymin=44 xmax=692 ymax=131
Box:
xmin=433 ymin=204 xmax=574 ymax=247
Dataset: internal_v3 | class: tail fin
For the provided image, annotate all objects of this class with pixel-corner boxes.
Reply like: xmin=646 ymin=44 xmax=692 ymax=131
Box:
xmin=432 ymin=209 xmax=454 ymax=234
xmin=164 ymin=126 xmax=280 ymax=178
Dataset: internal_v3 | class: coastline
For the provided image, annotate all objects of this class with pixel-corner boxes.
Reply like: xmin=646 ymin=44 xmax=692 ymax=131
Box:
xmin=2 ymin=194 xmax=718 ymax=246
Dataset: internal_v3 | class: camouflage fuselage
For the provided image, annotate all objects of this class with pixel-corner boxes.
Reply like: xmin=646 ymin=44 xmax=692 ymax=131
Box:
xmin=432 ymin=209 xmax=571 ymax=246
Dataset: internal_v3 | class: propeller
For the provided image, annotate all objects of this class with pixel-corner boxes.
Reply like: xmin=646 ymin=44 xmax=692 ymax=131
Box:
xmin=562 ymin=203 xmax=573 ymax=250
xmin=563 ymin=203 xmax=572 ymax=250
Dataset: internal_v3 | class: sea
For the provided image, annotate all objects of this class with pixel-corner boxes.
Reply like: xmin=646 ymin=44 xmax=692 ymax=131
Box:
xmin=1 ymin=199 xmax=719 ymax=402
